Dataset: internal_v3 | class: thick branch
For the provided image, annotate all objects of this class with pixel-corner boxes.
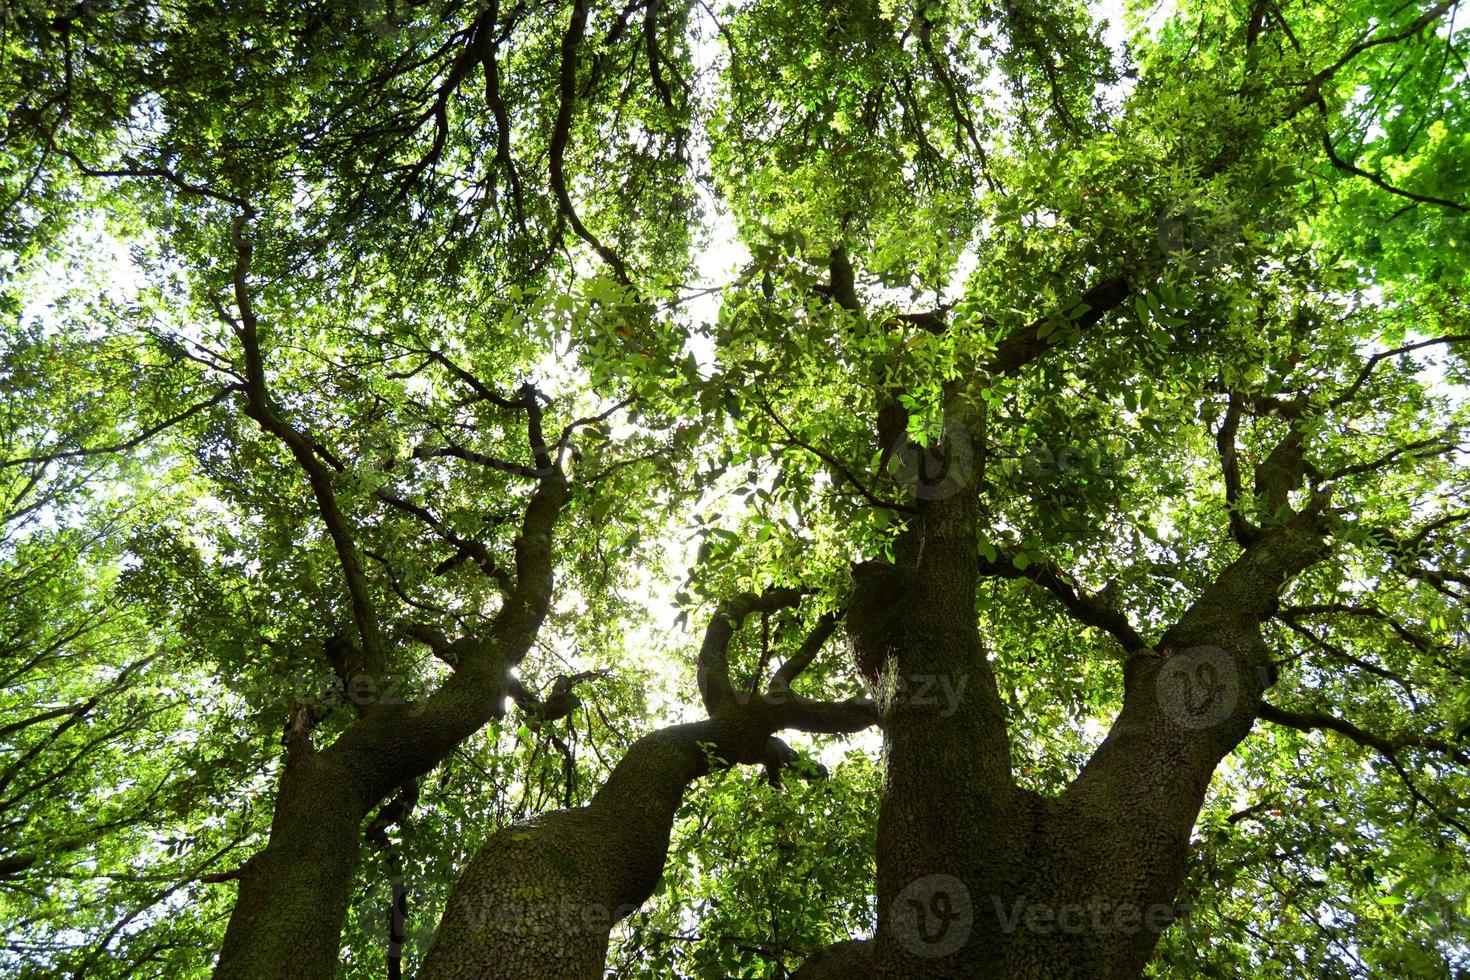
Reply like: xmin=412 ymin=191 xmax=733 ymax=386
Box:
xmin=228 ymin=215 xmax=388 ymax=674
xmin=373 ymin=490 xmax=512 ymax=593
xmin=768 ymin=612 xmax=840 ymax=693
xmin=421 ymin=698 xmax=874 ymax=980
xmin=984 ymin=274 xmax=1130 ymax=376
xmin=977 ymin=553 xmax=1148 ymax=652
xmin=418 ymin=584 xmax=875 ymax=979
xmin=1060 ymin=505 xmax=1331 ymax=921
xmin=1216 ymin=392 xmax=1261 ymax=546
xmin=412 ymin=443 xmax=550 ymax=479
xmin=792 ymin=940 xmax=873 ymax=979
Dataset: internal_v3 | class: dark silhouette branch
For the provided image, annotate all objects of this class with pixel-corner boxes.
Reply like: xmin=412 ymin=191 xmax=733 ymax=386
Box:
xmin=1259 ymin=701 xmax=1469 ymax=767
xmin=550 ymin=0 xmax=631 ymax=282
xmin=1 ymin=385 xmax=241 ymax=470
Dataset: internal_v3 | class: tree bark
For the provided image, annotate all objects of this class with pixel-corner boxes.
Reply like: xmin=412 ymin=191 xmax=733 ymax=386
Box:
xmin=418 ymin=288 xmax=1332 ymax=980
xmin=845 ymin=407 xmax=1328 ymax=978
xmin=856 ymin=488 xmax=1027 ymax=979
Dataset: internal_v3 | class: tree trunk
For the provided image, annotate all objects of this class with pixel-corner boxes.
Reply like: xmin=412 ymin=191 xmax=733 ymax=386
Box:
xmin=215 ymin=757 xmax=367 ymax=979
xmin=418 ymin=722 xmax=737 ymax=980
xmin=843 ymin=419 xmax=1327 ymax=978
xmin=416 ymin=397 xmax=1329 ymax=979
xmin=212 ymin=474 xmax=568 ymax=978
xmin=854 ymin=490 xmax=1027 ymax=978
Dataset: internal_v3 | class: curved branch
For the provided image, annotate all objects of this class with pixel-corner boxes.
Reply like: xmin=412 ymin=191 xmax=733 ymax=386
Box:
xmin=977 ymin=552 xmax=1148 ymax=652
xmin=984 ymin=274 xmax=1130 ymax=376
xmin=769 ymin=612 xmax=841 ymax=693
xmin=1216 ymin=392 xmax=1261 ymax=546
xmin=1330 ymin=334 xmax=1470 ymax=409
xmin=1321 ymin=133 xmax=1468 ymax=212
xmin=1325 ymin=433 xmax=1461 ymax=481
xmin=229 ymin=214 xmax=388 ymax=674
xmin=697 ymin=587 xmax=806 ymax=714
xmin=758 ymin=398 xmax=915 ymax=515
xmin=412 ymin=443 xmax=551 ymax=479
xmin=421 ymin=692 xmax=874 ymax=980
xmin=1295 ymin=0 xmax=1461 ymax=114
xmin=1 ymin=384 xmax=241 ymax=470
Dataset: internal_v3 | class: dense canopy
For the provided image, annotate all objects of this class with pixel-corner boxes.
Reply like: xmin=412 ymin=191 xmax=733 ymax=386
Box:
xmin=1 ymin=0 xmax=1468 ymax=976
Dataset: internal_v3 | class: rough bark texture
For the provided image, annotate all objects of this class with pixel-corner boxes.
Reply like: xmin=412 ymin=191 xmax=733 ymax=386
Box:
xmin=418 ymin=721 xmax=754 ymax=980
xmin=860 ymin=487 xmax=1026 ymax=979
xmin=214 ymin=758 xmax=368 ymax=979
xmin=407 ymin=270 xmax=1331 ymax=980
xmin=790 ymin=939 xmax=873 ymax=978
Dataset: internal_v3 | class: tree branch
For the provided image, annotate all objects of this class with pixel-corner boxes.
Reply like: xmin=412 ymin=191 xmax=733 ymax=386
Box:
xmin=1331 ymin=334 xmax=1470 ymax=409
xmin=758 ymin=398 xmax=915 ymax=514
xmin=1 ymin=385 xmax=241 ymax=470
xmin=1215 ymin=392 xmax=1261 ymax=546
xmin=228 ymin=213 xmax=389 ymax=675
xmin=550 ymin=0 xmax=631 ymax=282
xmin=1258 ymin=701 xmax=1469 ymax=767
xmin=977 ymin=553 xmax=1148 ymax=652
xmin=768 ymin=612 xmax=840 ymax=693
xmin=983 ymin=274 xmax=1130 ymax=376
xmin=697 ymin=588 xmax=806 ymax=715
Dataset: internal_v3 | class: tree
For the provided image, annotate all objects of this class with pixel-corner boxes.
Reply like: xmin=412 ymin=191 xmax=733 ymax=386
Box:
xmin=1 ymin=0 xmax=1467 ymax=976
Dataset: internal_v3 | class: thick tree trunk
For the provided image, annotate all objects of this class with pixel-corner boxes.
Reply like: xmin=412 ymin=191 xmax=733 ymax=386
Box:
xmin=418 ymin=721 xmax=743 ymax=980
xmin=215 ymin=758 xmax=368 ymax=979
xmin=853 ymin=491 xmax=1027 ymax=979
xmin=790 ymin=939 xmax=872 ymax=978
xmin=846 ymin=417 xmax=1327 ymax=977
xmin=420 ymin=712 xmax=874 ymax=979
xmin=415 ymin=366 xmax=1327 ymax=979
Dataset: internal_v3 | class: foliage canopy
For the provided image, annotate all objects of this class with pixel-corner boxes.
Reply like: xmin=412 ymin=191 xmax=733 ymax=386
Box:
xmin=1 ymin=0 xmax=1468 ymax=975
